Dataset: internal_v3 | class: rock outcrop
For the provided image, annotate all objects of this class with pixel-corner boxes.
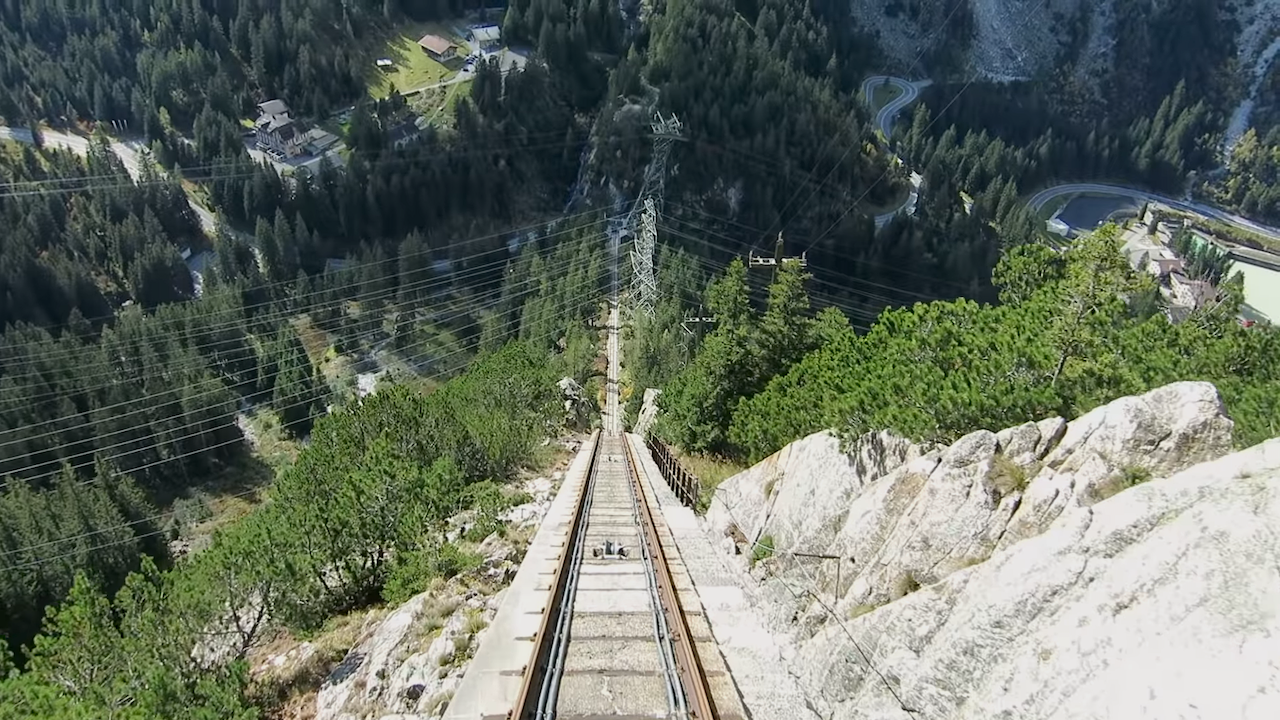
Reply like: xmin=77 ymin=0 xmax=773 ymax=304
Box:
xmin=856 ymin=0 xmax=1280 ymax=88
xmin=633 ymin=387 xmax=662 ymax=438
xmin=852 ymin=0 xmax=1103 ymax=80
xmin=705 ymin=381 xmax=1280 ymax=719
xmin=558 ymin=377 xmax=593 ymax=431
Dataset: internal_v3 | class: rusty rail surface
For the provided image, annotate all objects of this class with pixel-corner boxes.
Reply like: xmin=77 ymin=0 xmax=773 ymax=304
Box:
xmin=625 ymin=436 xmax=718 ymax=720
xmin=508 ymin=431 xmax=601 ymax=720
xmin=646 ymin=437 xmax=702 ymax=509
xmin=509 ymin=432 xmax=718 ymax=720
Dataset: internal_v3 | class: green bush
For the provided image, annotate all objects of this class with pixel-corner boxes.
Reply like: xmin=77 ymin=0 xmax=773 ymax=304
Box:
xmin=1097 ymin=463 xmax=1155 ymax=501
xmin=750 ymin=535 xmax=775 ymax=566
xmin=170 ymin=493 xmax=214 ymax=535
xmin=988 ymin=454 xmax=1034 ymax=497
xmin=384 ymin=543 xmax=482 ymax=605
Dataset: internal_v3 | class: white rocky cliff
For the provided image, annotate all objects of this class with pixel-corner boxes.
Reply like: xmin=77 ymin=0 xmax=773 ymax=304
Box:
xmin=704 ymin=381 xmax=1280 ymax=719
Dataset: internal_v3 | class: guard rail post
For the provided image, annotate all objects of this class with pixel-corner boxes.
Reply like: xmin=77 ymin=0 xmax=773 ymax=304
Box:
xmin=645 ymin=437 xmax=704 ymax=510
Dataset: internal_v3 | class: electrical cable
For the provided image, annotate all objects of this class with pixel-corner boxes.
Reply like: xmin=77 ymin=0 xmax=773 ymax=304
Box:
xmin=664 ymin=199 xmax=977 ymax=293
xmin=657 ymin=219 xmax=940 ymax=305
xmin=0 ymin=263 xmax=612 ymax=488
xmin=760 ymin=0 xmax=976 ymax=249
xmin=801 ymin=0 xmax=1061 ymax=254
xmin=0 ymin=221 xmax=613 ymax=394
xmin=0 ymin=297 xmax=611 ymax=571
xmin=0 ymin=202 xmax=628 ymax=344
xmin=0 ymin=129 xmax=576 ymax=191
xmin=0 ymin=133 xmax=596 ymax=199
xmin=641 ymin=241 xmax=882 ymax=328
xmin=0 ymin=245 xmax=602 ymax=446
xmin=689 ymin=479 xmax=923 ymax=719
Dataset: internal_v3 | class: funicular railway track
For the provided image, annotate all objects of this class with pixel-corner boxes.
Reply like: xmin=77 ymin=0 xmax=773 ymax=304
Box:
xmin=510 ymin=434 xmax=720 ymax=720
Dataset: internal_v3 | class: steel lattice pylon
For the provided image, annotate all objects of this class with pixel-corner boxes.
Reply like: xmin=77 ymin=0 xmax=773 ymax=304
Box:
xmin=628 ymin=112 xmax=682 ymax=317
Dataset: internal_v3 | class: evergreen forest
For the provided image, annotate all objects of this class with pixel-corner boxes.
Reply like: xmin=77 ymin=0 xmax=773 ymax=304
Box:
xmin=1 ymin=0 xmax=1278 ymax=714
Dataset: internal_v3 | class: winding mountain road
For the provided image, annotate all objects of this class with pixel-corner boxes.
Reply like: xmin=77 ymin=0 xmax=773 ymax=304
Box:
xmin=1027 ymin=182 xmax=1280 ymax=241
xmin=864 ymin=77 xmax=1280 ymax=244
xmin=860 ymin=76 xmax=931 ymax=228
xmin=862 ymin=75 xmax=929 ymax=140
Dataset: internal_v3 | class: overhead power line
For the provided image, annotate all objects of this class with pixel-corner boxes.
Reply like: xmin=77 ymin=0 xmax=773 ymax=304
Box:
xmin=0 ymin=251 xmax=608 ymax=472
xmin=2 ymin=202 xmax=628 ymax=342
xmin=0 ymin=265 xmax=613 ymax=493
xmin=0 ymin=217 xmax=614 ymax=387
xmin=0 ymin=282 xmax=613 ymax=571
xmin=803 ymin=0 xmax=1061 ymax=254
xmin=0 ymin=130 xmax=591 ymax=198
xmin=760 ymin=0 xmax=975 ymax=251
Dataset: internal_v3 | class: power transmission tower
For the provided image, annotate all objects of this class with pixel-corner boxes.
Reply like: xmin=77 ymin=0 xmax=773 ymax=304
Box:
xmin=628 ymin=112 xmax=683 ymax=317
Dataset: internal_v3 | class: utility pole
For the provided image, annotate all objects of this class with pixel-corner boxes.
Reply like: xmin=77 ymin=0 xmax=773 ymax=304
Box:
xmin=680 ymin=306 xmax=716 ymax=335
xmin=748 ymin=232 xmax=807 ymax=283
xmin=627 ymin=111 xmax=683 ymax=317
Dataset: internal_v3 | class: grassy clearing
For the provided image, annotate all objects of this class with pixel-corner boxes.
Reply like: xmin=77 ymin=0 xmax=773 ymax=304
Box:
xmin=367 ymin=22 xmax=464 ymax=98
xmin=674 ymin=451 xmax=747 ymax=513
xmin=291 ymin=316 xmax=332 ymax=366
xmin=163 ymin=413 xmax=296 ymax=547
xmin=244 ymin=408 xmax=305 ymax=471
xmin=410 ymin=79 xmax=473 ymax=130
xmin=169 ymin=463 xmax=271 ymax=546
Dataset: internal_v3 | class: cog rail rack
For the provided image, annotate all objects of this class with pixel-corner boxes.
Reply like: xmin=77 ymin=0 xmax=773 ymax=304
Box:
xmin=509 ymin=434 xmax=736 ymax=720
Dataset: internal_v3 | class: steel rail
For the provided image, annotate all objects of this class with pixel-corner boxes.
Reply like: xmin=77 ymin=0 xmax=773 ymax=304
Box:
xmin=626 ymin=440 xmax=686 ymax=717
xmin=624 ymin=436 xmax=719 ymax=720
xmin=536 ymin=441 xmax=600 ymax=720
xmin=509 ymin=430 xmax=602 ymax=720
xmin=509 ymin=433 xmax=719 ymax=720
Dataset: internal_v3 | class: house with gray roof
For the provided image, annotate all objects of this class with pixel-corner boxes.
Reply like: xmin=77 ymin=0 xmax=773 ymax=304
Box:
xmin=255 ymin=99 xmax=305 ymax=159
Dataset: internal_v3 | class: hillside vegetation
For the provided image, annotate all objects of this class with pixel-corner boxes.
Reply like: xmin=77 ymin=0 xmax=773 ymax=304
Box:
xmin=649 ymin=227 xmax=1280 ymax=465
xmin=2 ymin=0 xmax=1280 ymax=715
xmin=0 ymin=342 xmax=561 ymax=717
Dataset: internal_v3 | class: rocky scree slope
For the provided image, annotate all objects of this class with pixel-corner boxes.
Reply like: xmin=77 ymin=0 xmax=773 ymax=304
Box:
xmin=704 ymin=381 xmax=1280 ymax=720
xmin=862 ymin=0 xmax=1280 ymax=84
xmin=855 ymin=0 xmax=1108 ymax=80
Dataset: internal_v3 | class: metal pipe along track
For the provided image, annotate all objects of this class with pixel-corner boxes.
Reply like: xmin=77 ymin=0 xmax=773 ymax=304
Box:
xmin=510 ymin=434 xmax=719 ymax=720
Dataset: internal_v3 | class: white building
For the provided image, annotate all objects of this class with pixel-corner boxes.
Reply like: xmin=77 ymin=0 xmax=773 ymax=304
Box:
xmin=469 ymin=25 xmax=501 ymax=52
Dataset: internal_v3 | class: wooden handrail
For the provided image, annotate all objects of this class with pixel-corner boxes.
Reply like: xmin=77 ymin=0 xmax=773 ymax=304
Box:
xmin=645 ymin=437 xmax=703 ymax=509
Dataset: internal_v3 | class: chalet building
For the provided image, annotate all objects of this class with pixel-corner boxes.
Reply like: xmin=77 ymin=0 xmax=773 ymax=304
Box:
xmin=469 ymin=25 xmax=501 ymax=52
xmin=418 ymin=34 xmax=456 ymax=62
xmin=254 ymin=99 xmax=304 ymax=158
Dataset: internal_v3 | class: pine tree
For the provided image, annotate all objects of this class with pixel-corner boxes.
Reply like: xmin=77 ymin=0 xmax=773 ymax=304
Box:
xmin=272 ymin=328 xmax=325 ymax=436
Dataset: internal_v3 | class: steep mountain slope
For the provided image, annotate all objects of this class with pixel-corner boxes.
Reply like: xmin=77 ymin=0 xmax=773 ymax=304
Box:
xmin=854 ymin=0 xmax=1090 ymax=79
xmin=703 ymin=381 xmax=1280 ymax=719
xmin=863 ymin=0 xmax=1278 ymax=92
